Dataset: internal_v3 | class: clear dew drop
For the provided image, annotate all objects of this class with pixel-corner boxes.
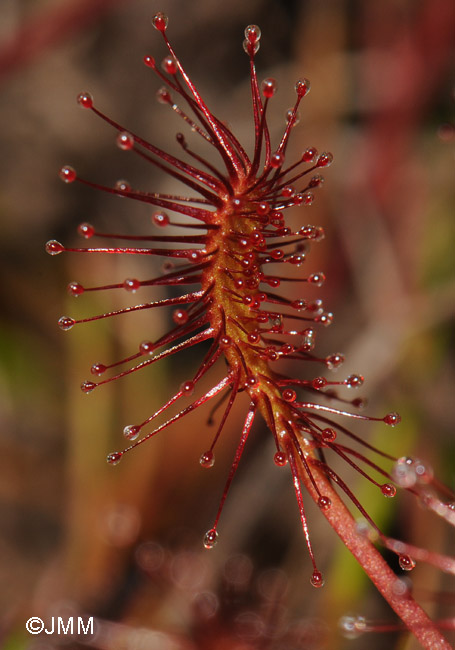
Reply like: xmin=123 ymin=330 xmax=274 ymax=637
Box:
xmin=271 ymin=247 xmax=284 ymax=259
xmin=107 ymin=451 xmax=123 ymax=466
xmin=123 ymin=278 xmax=141 ymax=292
xmin=244 ymin=24 xmax=261 ymax=42
xmin=270 ymin=152 xmax=284 ymax=168
xmin=261 ymin=78 xmax=277 ymax=98
xmin=312 ymin=376 xmax=327 ymax=389
xmin=67 ymin=281 xmax=84 ymax=297
xmin=273 ymin=451 xmax=287 ymax=467
xmin=285 ymin=108 xmax=300 ymax=126
xmin=116 ymin=131 xmax=134 ymax=151
xmin=247 ymin=331 xmax=260 ymax=344
xmin=81 ymin=380 xmax=96 ymax=394
xmin=143 ymin=55 xmax=155 ymax=69
xmin=282 ymin=388 xmax=296 ymax=403
xmin=173 ymin=308 xmax=189 ymax=324
xmin=77 ymin=222 xmax=95 ymax=239
xmin=325 ymin=353 xmax=345 ymax=370
xmin=45 ymin=240 xmax=64 ymax=255
xmin=152 ymin=211 xmax=170 ymax=227
xmin=243 ymin=39 xmax=260 ymax=55
xmin=156 ymin=87 xmax=172 ymax=104
xmin=295 ymin=78 xmax=311 ymax=97
xmin=301 ymin=191 xmax=314 ymax=205
xmin=76 ymin=91 xmax=93 ymax=108
xmin=123 ymin=425 xmax=141 ymax=441
xmin=265 ymin=346 xmax=279 ymax=361
xmin=381 ymin=483 xmax=397 ymax=498
xmin=190 ymin=249 xmax=205 ymax=262
xmin=321 ymin=427 xmax=337 ymax=442
xmin=161 ymin=55 xmax=177 ymax=75
xmin=257 ymin=201 xmax=270 ymax=215
xmin=316 ymin=312 xmax=333 ymax=327
xmin=139 ymin=340 xmax=154 ymax=355
xmin=383 ymin=411 xmax=401 ymax=426
xmin=299 ymin=224 xmax=319 ymax=239
xmin=302 ymin=147 xmax=318 ymax=162
xmin=58 ymin=316 xmax=75 ymax=331
xmin=59 ymin=165 xmax=76 ymax=183
xmin=309 ymin=173 xmax=324 ymax=187
xmin=398 ymin=554 xmax=416 ymax=571
xmin=308 ymin=272 xmax=325 ymax=286
xmin=152 ymin=11 xmax=169 ymax=31
xmin=203 ymin=528 xmax=218 ymax=549
xmin=91 ymin=363 xmax=106 ymax=376
xmin=318 ymin=496 xmax=331 ymax=509
xmin=199 ymin=450 xmax=215 ymax=468
xmin=310 ymin=569 xmax=324 ymax=588
xmin=345 ymin=374 xmax=364 ymax=388
xmin=180 ymin=380 xmax=195 ymax=395
xmin=244 ymin=375 xmax=259 ymax=389
xmin=316 ymin=152 xmax=333 ymax=167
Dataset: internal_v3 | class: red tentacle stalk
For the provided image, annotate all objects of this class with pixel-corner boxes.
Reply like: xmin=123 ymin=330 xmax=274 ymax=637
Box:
xmin=204 ymin=399 xmax=257 ymax=548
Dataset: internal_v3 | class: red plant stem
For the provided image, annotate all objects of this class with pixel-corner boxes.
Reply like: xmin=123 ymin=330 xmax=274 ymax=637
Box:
xmin=287 ymin=437 xmax=452 ymax=649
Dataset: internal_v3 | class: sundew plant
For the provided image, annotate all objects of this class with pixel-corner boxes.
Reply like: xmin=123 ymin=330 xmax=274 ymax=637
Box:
xmin=47 ymin=12 xmax=454 ymax=648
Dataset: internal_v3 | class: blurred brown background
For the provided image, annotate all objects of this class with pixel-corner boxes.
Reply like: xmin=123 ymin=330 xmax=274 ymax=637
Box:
xmin=0 ymin=0 xmax=453 ymax=648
